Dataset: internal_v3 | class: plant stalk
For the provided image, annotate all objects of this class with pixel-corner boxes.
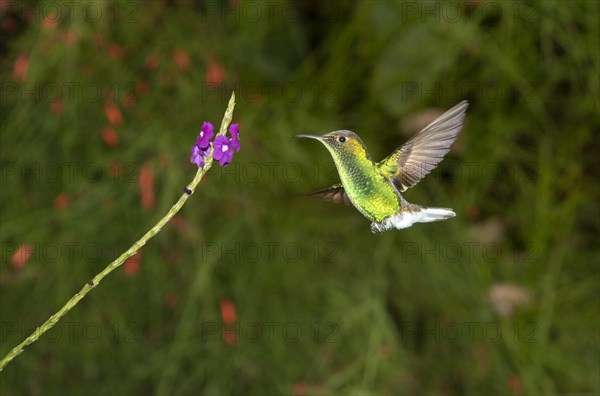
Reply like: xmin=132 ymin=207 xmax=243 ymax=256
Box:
xmin=0 ymin=92 xmax=236 ymax=372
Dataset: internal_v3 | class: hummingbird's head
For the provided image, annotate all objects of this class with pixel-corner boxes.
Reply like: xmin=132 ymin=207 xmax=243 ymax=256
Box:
xmin=295 ymin=130 xmax=370 ymax=161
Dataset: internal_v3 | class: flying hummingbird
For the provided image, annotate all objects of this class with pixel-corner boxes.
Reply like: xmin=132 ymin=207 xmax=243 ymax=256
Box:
xmin=296 ymin=101 xmax=468 ymax=233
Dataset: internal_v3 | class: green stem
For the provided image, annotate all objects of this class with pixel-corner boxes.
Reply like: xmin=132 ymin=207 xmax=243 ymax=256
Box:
xmin=0 ymin=92 xmax=236 ymax=372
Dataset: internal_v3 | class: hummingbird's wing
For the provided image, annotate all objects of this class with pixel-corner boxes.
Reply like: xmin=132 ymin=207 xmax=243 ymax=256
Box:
xmin=377 ymin=100 xmax=468 ymax=192
xmin=307 ymin=184 xmax=352 ymax=206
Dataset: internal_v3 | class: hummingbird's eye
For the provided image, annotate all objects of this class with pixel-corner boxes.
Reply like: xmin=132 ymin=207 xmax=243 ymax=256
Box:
xmin=338 ymin=136 xmax=347 ymax=143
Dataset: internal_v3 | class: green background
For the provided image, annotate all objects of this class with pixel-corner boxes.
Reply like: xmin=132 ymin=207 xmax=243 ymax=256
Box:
xmin=1 ymin=1 xmax=598 ymax=394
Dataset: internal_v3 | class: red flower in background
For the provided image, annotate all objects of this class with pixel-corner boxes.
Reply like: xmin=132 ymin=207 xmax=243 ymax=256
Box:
xmin=173 ymin=48 xmax=191 ymax=72
xmin=13 ymin=54 xmax=29 ymax=82
xmin=54 ymin=193 xmax=71 ymax=209
xmin=108 ymin=44 xmax=125 ymax=60
xmin=206 ymin=61 xmax=225 ymax=85
xmin=220 ymin=299 xmax=238 ymax=345
xmin=508 ymin=375 xmax=522 ymax=394
xmin=136 ymin=80 xmax=150 ymax=96
xmin=104 ymin=102 xmax=123 ymax=126
xmin=11 ymin=244 xmax=34 ymax=269
xmin=293 ymin=383 xmax=309 ymax=396
xmin=139 ymin=165 xmax=156 ymax=209
xmin=124 ymin=251 xmax=142 ymax=276
xmin=50 ymin=100 xmax=64 ymax=115
xmin=222 ymin=329 xmax=238 ymax=345
xmin=220 ymin=299 xmax=237 ymax=324
xmin=61 ymin=31 xmax=78 ymax=47
xmin=101 ymin=127 xmax=120 ymax=148
xmin=41 ymin=15 xmax=58 ymax=32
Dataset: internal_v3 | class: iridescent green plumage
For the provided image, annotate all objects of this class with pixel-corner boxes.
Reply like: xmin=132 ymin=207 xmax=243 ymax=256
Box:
xmin=296 ymin=101 xmax=469 ymax=232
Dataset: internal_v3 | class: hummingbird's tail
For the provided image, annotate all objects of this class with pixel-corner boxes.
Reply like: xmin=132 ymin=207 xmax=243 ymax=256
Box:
xmin=418 ymin=206 xmax=456 ymax=223
xmin=370 ymin=205 xmax=455 ymax=233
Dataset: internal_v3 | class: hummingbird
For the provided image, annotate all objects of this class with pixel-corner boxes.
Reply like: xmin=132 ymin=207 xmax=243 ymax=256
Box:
xmin=296 ymin=101 xmax=468 ymax=233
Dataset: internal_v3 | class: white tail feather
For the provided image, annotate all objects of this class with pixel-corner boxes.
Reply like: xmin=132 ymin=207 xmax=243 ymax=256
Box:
xmin=370 ymin=207 xmax=455 ymax=233
xmin=418 ymin=207 xmax=456 ymax=223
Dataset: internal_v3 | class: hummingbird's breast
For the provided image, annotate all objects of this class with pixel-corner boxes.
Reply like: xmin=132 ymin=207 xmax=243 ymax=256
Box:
xmin=335 ymin=155 xmax=402 ymax=223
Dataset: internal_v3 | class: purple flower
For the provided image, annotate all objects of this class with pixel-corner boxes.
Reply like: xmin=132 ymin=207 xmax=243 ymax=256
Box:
xmin=189 ymin=120 xmax=239 ymax=168
xmin=189 ymin=145 xmax=205 ymax=168
xmin=229 ymin=123 xmax=240 ymax=152
xmin=196 ymin=121 xmax=214 ymax=149
xmin=212 ymin=135 xmax=234 ymax=166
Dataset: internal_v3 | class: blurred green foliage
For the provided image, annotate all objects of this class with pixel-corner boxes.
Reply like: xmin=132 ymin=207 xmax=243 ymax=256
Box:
xmin=1 ymin=0 xmax=598 ymax=394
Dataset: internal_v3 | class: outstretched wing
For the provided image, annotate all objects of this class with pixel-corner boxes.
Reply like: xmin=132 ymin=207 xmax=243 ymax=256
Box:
xmin=308 ymin=184 xmax=352 ymax=206
xmin=378 ymin=100 xmax=469 ymax=192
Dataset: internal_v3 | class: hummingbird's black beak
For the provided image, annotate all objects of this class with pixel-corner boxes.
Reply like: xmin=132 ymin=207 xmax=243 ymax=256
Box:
xmin=294 ymin=134 xmax=324 ymax=140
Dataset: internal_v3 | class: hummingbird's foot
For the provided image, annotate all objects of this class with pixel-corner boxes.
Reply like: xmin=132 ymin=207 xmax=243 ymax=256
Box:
xmin=371 ymin=215 xmax=397 ymax=233
xmin=370 ymin=222 xmax=383 ymax=233
xmin=371 ymin=212 xmax=412 ymax=233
